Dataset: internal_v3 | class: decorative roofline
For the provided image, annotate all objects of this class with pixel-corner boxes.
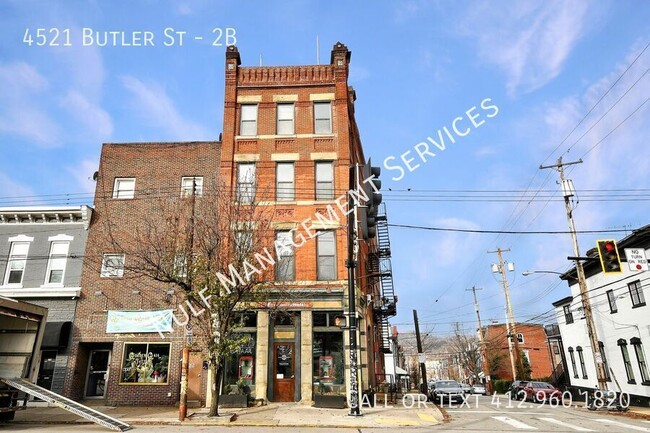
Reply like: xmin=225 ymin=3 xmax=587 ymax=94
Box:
xmin=0 ymin=205 xmax=93 ymax=230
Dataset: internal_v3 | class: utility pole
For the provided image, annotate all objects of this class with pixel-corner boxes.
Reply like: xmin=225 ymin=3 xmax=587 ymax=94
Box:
xmin=413 ymin=310 xmax=428 ymax=394
xmin=489 ymin=248 xmax=524 ymax=380
xmin=541 ymin=157 xmax=607 ymax=391
xmin=467 ymin=286 xmax=493 ymax=394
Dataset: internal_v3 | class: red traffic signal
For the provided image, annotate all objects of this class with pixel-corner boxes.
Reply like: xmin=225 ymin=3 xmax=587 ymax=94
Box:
xmin=597 ymin=239 xmax=622 ymax=274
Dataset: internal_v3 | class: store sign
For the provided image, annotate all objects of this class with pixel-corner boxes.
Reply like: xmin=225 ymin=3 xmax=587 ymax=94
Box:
xmin=106 ymin=310 xmax=173 ymax=334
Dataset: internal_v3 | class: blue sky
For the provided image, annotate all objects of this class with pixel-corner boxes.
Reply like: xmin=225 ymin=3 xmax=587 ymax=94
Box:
xmin=1 ymin=1 xmax=649 ymax=337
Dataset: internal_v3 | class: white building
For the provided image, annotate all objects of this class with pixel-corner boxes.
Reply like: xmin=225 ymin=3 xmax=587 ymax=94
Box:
xmin=553 ymin=225 xmax=650 ymax=404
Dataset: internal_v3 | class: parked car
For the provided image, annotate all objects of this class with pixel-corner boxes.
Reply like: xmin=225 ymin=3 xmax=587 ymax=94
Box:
xmin=461 ymin=383 xmax=472 ymax=394
xmin=472 ymin=384 xmax=487 ymax=395
xmin=509 ymin=380 xmax=526 ymax=400
xmin=523 ymin=381 xmax=562 ymax=403
xmin=430 ymin=380 xmax=465 ymax=403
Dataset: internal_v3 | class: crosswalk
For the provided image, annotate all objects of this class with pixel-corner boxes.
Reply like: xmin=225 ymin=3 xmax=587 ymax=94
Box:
xmin=488 ymin=415 xmax=650 ymax=431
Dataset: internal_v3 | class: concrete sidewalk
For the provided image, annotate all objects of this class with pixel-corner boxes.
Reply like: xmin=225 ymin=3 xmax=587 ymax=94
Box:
xmin=11 ymin=400 xmax=444 ymax=428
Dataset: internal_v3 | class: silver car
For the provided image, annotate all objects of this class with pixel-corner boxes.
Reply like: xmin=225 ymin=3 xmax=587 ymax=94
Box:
xmin=472 ymin=384 xmax=487 ymax=395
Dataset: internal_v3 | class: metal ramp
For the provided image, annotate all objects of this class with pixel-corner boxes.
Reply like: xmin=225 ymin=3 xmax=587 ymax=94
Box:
xmin=0 ymin=377 xmax=131 ymax=431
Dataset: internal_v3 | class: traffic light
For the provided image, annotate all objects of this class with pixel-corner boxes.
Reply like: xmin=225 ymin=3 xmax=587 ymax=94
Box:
xmin=597 ymin=239 xmax=622 ymax=274
xmin=360 ymin=159 xmax=382 ymax=240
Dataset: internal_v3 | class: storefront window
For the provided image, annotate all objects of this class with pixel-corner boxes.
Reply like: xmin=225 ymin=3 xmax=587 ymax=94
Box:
xmin=223 ymin=333 xmax=256 ymax=395
xmin=313 ymin=331 xmax=345 ymax=397
xmin=120 ymin=343 xmax=170 ymax=384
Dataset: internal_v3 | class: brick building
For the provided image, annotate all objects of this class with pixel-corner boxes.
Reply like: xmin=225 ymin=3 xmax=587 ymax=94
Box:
xmin=483 ymin=323 xmax=553 ymax=381
xmin=64 ymin=42 xmax=396 ymax=407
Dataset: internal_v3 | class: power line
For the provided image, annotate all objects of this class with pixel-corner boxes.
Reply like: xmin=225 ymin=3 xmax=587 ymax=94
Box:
xmin=388 ymin=223 xmax=633 ymax=235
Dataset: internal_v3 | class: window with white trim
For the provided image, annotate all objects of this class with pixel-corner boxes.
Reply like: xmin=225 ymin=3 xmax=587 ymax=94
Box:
xmin=563 ymin=305 xmax=573 ymax=324
xmin=44 ymin=241 xmax=70 ymax=285
xmin=576 ymin=346 xmax=588 ymax=379
xmin=631 ymin=337 xmax=650 ymax=384
xmin=113 ymin=178 xmax=135 ymax=199
xmin=236 ymin=163 xmax=256 ymax=204
xmin=619 ymin=339 xmax=636 ymax=383
xmin=101 ymin=254 xmax=125 ymax=278
xmin=629 ymin=280 xmax=646 ymax=308
xmin=181 ymin=177 xmax=203 ymax=197
xmin=517 ymin=332 xmax=524 ymax=343
xmin=240 ymin=104 xmax=258 ymax=136
xmin=276 ymin=103 xmax=294 ymax=135
xmin=317 ymin=231 xmax=336 ymax=281
xmin=314 ymin=101 xmax=332 ymax=134
xmin=275 ymin=231 xmax=295 ymax=281
xmin=4 ymin=241 xmax=30 ymax=286
xmin=315 ymin=161 xmax=334 ymax=200
xmin=568 ymin=347 xmax=578 ymax=379
xmin=607 ymin=289 xmax=618 ymax=313
xmin=276 ymin=162 xmax=294 ymax=202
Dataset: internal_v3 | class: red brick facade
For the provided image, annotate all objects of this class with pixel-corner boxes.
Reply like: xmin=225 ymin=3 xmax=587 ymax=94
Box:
xmin=484 ymin=323 xmax=553 ymax=381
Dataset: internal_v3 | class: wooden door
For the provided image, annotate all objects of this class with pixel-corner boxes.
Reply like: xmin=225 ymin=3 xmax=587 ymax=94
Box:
xmin=273 ymin=343 xmax=294 ymax=401
xmin=187 ymin=352 xmax=203 ymax=402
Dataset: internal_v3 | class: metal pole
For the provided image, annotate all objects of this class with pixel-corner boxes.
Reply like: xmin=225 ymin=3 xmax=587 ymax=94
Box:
xmin=179 ymin=347 xmax=189 ymax=421
xmin=346 ymin=164 xmax=361 ymax=416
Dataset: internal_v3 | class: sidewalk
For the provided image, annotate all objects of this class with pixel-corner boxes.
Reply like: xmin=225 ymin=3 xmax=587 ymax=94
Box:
xmin=11 ymin=399 xmax=444 ymax=428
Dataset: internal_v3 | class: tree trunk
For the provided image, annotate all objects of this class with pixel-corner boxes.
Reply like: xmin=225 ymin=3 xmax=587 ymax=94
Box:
xmin=208 ymin=361 xmax=224 ymax=417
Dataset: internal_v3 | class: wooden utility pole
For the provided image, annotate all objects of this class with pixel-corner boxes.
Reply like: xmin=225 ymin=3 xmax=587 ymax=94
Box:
xmin=467 ymin=286 xmax=493 ymax=394
xmin=489 ymin=247 xmax=524 ymax=380
xmin=541 ymin=157 xmax=607 ymax=391
xmin=413 ymin=310 xmax=428 ymax=394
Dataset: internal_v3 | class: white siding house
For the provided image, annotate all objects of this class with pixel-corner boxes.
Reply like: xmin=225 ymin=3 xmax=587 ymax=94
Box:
xmin=553 ymin=225 xmax=650 ymax=404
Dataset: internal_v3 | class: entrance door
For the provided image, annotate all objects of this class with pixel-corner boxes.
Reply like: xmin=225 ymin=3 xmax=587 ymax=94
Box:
xmin=37 ymin=350 xmax=57 ymax=391
xmin=85 ymin=350 xmax=110 ymax=398
xmin=187 ymin=352 xmax=203 ymax=402
xmin=273 ymin=343 xmax=294 ymax=401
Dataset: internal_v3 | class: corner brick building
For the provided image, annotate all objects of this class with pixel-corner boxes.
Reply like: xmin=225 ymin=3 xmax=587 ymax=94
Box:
xmin=64 ymin=42 xmax=396 ymax=407
xmin=483 ymin=323 xmax=554 ymax=381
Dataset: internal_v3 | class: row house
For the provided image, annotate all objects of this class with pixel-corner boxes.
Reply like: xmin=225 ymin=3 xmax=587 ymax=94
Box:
xmin=0 ymin=206 xmax=92 ymax=395
xmin=554 ymin=225 xmax=650 ymax=405
xmin=63 ymin=43 xmax=396 ymax=408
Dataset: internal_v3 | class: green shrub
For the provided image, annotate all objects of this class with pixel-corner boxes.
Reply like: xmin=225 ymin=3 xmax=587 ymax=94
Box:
xmin=493 ymin=379 xmax=512 ymax=394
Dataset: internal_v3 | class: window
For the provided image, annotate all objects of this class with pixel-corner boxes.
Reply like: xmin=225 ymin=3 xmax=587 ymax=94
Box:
xmin=236 ymin=163 xmax=256 ymax=203
xmin=275 ymin=231 xmax=295 ymax=281
xmin=631 ymin=338 xmax=650 ymax=384
xmin=313 ymin=311 xmax=344 ymax=328
xmin=314 ymin=101 xmax=332 ymax=134
xmin=522 ymin=350 xmax=530 ymax=367
xmin=120 ymin=343 xmax=170 ymax=384
xmin=568 ymin=347 xmax=578 ymax=378
xmin=113 ymin=178 xmax=135 ymax=199
xmin=181 ymin=177 xmax=203 ymax=197
xmin=576 ymin=346 xmax=588 ymax=379
xmin=607 ymin=289 xmax=618 ymax=313
xmin=276 ymin=103 xmax=294 ymax=135
xmin=517 ymin=333 xmax=524 ymax=343
xmin=3 ymin=242 xmax=30 ymax=286
xmin=100 ymin=253 xmax=125 ymax=278
xmin=174 ymin=254 xmax=187 ymax=278
xmin=563 ymin=305 xmax=574 ymax=324
xmin=240 ymin=104 xmax=258 ymax=136
xmin=223 ymin=333 xmax=256 ymax=392
xmin=629 ymin=280 xmax=646 ymax=308
xmin=599 ymin=341 xmax=611 ymax=381
xmin=276 ymin=162 xmax=295 ymax=201
xmin=317 ymin=231 xmax=336 ymax=280
xmin=313 ymin=332 xmax=345 ymax=397
xmin=618 ymin=339 xmax=636 ymax=383
xmin=44 ymin=241 xmax=70 ymax=285
xmin=315 ymin=162 xmax=334 ymax=200
xmin=235 ymin=231 xmax=253 ymax=256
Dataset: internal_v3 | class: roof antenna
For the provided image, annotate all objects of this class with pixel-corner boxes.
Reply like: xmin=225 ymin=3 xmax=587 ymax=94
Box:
xmin=316 ymin=35 xmax=320 ymax=65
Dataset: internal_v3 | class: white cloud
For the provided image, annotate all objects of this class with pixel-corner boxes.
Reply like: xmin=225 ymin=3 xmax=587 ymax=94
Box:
xmin=0 ymin=171 xmax=35 ymax=205
xmin=0 ymin=62 xmax=60 ymax=146
xmin=60 ymin=91 xmax=113 ymax=140
xmin=121 ymin=76 xmax=211 ymax=140
xmin=66 ymin=159 xmax=98 ymax=195
xmin=458 ymin=0 xmax=589 ymax=96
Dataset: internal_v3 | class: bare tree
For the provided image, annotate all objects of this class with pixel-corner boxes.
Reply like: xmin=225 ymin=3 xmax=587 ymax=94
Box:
xmin=449 ymin=322 xmax=481 ymax=383
xmin=96 ymin=180 xmax=296 ymax=416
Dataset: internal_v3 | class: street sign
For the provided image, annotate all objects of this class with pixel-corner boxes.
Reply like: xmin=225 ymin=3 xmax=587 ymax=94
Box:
xmin=625 ymin=248 xmax=648 ymax=271
xmin=418 ymin=353 xmax=426 ymax=363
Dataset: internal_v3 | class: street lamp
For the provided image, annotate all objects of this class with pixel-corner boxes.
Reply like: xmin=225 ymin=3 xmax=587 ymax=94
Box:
xmin=521 ymin=270 xmax=564 ymax=276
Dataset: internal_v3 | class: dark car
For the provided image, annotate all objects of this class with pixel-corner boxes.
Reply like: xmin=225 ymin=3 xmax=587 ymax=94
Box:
xmin=509 ymin=380 xmax=526 ymax=400
xmin=523 ymin=381 xmax=562 ymax=403
xmin=430 ymin=380 xmax=465 ymax=403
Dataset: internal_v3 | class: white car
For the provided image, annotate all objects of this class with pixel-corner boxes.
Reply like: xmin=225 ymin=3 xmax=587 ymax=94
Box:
xmin=471 ymin=384 xmax=487 ymax=395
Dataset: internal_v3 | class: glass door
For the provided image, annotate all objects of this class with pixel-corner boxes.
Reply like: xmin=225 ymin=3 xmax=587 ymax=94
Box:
xmin=85 ymin=350 xmax=110 ymax=398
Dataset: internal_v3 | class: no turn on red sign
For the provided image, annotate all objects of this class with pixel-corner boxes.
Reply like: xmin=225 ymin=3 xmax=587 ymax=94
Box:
xmin=625 ymin=248 xmax=648 ymax=271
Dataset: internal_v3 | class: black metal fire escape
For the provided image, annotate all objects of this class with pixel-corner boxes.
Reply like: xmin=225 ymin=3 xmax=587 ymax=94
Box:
xmin=367 ymin=203 xmax=397 ymax=353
